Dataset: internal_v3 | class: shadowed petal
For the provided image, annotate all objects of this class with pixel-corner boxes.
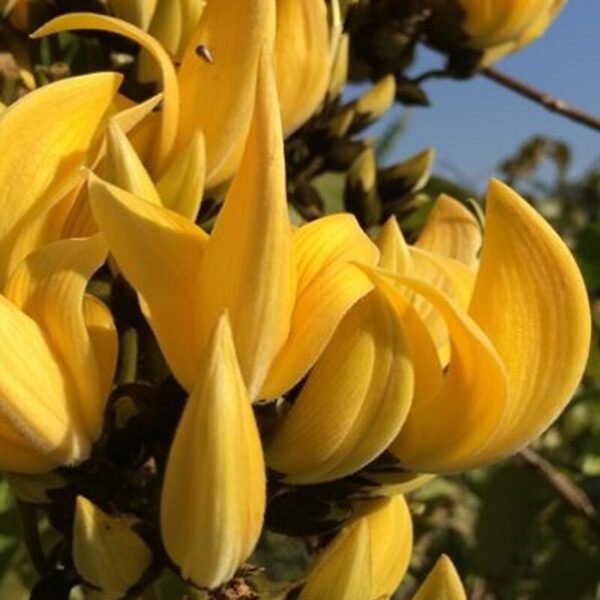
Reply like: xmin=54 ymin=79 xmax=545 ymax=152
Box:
xmin=4 ymin=236 xmax=111 ymax=442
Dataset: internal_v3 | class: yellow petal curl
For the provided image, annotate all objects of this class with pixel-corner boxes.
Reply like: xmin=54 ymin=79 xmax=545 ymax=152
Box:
xmin=161 ymin=315 xmax=265 ymax=590
xmin=4 ymin=236 xmax=114 ymax=443
xmin=88 ymin=175 xmax=207 ymax=390
xmin=34 ymin=13 xmax=178 ymax=173
xmin=0 ymin=73 xmax=120 ymax=286
xmin=365 ymin=268 xmax=508 ymax=473
xmin=267 ymin=288 xmax=414 ymax=484
xmin=262 ymin=214 xmax=379 ymax=399
xmin=468 ymin=179 xmax=591 ymax=463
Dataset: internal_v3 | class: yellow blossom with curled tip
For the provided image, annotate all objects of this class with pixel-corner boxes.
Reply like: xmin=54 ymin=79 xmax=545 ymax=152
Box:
xmin=267 ymin=180 xmax=589 ymax=484
xmin=299 ymin=495 xmax=413 ymax=600
xmin=73 ymin=496 xmax=152 ymax=598
xmin=160 ymin=315 xmax=266 ymax=590
xmin=366 ymin=180 xmax=590 ymax=473
xmin=0 ymin=236 xmax=117 ymax=473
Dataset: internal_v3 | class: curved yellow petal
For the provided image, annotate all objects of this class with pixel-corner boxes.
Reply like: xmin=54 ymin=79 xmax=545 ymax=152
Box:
xmin=300 ymin=520 xmax=372 ymax=600
xmin=262 ymin=214 xmax=379 ymax=399
xmin=275 ymin=0 xmax=330 ymax=135
xmin=0 ymin=295 xmax=87 ymax=473
xmin=156 ymin=132 xmax=205 ymax=220
xmin=468 ymin=179 xmax=591 ymax=462
xmin=0 ymin=73 xmax=120 ymax=286
xmin=73 ymin=496 xmax=152 ymax=596
xmin=34 ymin=13 xmax=178 ymax=173
xmin=301 ymin=496 xmax=412 ymax=600
xmin=365 ymin=270 xmax=443 ymax=405
xmin=416 ymin=195 xmax=482 ymax=270
xmin=161 ymin=315 xmax=265 ymax=590
xmin=104 ymin=121 xmax=162 ymax=205
xmin=413 ymin=555 xmax=466 ymax=600
xmin=176 ymin=0 xmax=273 ymax=186
xmin=88 ymin=175 xmax=207 ymax=391
xmin=267 ymin=289 xmax=414 ymax=484
xmin=196 ymin=51 xmax=295 ymax=399
xmin=4 ymin=236 xmax=111 ymax=442
xmin=368 ymin=270 xmax=508 ymax=473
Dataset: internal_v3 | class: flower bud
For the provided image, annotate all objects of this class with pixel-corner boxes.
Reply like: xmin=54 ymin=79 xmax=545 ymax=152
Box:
xmin=73 ymin=496 xmax=152 ymax=598
xmin=160 ymin=315 xmax=266 ymax=589
xmin=300 ymin=495 xmax=412 ymax=600
xmin=413 ymin=555 xmax=466 ymax=600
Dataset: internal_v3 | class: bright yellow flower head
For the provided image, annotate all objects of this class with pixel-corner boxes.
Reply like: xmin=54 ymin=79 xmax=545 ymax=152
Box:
xmin=267 ymin=182 xmax=590 ymax=481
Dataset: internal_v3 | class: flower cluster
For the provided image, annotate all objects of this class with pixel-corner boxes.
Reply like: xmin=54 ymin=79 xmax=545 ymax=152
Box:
xmin=0 ymin=1 xmax=589 ymax=599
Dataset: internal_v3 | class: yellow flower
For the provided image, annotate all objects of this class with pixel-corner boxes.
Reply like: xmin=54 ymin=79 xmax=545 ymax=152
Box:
xmin=368 ymin=181 xmax=590 ymax=473
xmin=267 ymin=181 xmax=590 ymax=482
xmin=161 ymin=314 xmax=266 ymax=589
xmin=299 ymin=495 xmax=412 ymax=600
xmin=0 ymin=75 xmax=122 ymax=474
xmin=88 ymin=50 xmax=295 ymax=398
xmin=73 ymin=496 xmax=152 ymax=598
xmin=479 ymin=1 xmax=567 ymax=65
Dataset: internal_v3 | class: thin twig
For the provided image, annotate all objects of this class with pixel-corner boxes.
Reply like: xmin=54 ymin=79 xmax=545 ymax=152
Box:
xmin=16 ymin=501 xmax=49 ymax=576
xmin=116 ymin=327 xmax=139 ymax=386
xmin=482 ymin=67 xmax=600 ymax=133
xmin=518 ymin=448 xmax=600 ymax=540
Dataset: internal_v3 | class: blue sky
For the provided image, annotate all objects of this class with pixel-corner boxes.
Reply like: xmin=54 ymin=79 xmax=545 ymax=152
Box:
xmin=377 ymin=1 xmax=600 ymax=190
